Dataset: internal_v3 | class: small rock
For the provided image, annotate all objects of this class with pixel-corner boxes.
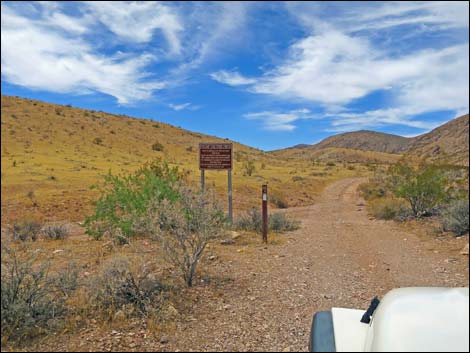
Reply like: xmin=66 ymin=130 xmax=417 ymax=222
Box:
xmin=113 ymin=310 xmax=126 ymax=321
xmin=231 ymin=231 xmax=241 ymax=239
xmin=160 ymin=336 xmax=169 ymax=344
xmin=323 ymin=294 xmax=334 ymax=300
xmin=221 ymin=239 xmax=235 ymax=245
xmin=460 ymin=243 xmax=469 ymax=255
xmin=53 ymin=249 xmax=64 ymax=254
xmin=208 ymin=255 xmax=217 ymax=261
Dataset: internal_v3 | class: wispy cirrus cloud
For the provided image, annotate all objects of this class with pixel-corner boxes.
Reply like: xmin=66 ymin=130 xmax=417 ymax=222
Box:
xmin=244 ymin=108 xmax=313 ymax=131
xmin=212 ymin=1 xmax=469 ymax=132
xmin=168 ymin=102 xmax=201 ymax=111
xmin=210 ymin=70 xmax=257 ymax=86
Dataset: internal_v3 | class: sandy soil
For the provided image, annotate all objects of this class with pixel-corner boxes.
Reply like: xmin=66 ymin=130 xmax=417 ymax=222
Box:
xmin=24 ymin=178 xmax=468 ymax=352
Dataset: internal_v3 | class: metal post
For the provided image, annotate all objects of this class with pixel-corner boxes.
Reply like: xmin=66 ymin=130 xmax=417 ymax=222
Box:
xmin=201 ymin=169 xmax=205 ymax=193
xmin=262 ymin=184 xmax=268 ymax=244
xmin=228 ymin=170 xmax=233 ymax=224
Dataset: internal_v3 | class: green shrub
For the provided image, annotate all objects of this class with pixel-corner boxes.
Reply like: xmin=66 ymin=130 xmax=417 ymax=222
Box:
xmin=152 ymin=141 xmax=164 ymax=152
xmin=42 ymin=223 xmax=70 ymax=240
xmin=84 ymin=159 xmax=182 ymax=241
xmin=389 ymin=163 xmax=447 ymax=217
xmin=1 ymin=247 xmax=75 ymax=342
xmin=441 ymin=199 xmax=469 ymax=236
xmin=9 ymin=221 xmax=42 ymax=241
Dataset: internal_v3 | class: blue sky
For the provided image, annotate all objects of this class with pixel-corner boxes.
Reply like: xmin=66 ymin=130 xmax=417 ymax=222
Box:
xmin=1 ymin=1 xmax=469 ymax=150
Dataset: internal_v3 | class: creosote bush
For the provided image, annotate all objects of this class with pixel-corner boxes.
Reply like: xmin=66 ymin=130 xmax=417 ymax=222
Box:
xmin=388 ymin=163 xmax=447 ymax=218
xmin=368 ymin=198 xmax=409 ymax=221
xmin=84 ymin=159 xmax=182 ymax=241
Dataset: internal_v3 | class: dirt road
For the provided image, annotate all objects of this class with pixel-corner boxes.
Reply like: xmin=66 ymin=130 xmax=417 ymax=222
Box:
xmin=26 ymin=178 xmax=468 ymax=352
xmin=167 ymin=178 xmax=468 ymax=352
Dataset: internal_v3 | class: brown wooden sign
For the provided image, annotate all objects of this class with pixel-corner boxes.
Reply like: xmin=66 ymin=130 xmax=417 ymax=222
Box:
xmin=199 ymin=143 xmax=233 ymax=170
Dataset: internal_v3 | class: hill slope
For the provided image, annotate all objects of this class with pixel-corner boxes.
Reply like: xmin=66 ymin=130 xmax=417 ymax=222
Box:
xmin=1 ymin=95 xmax=361 ymax=223
xmin=312 ymin=130 xmax=411 ymax=154
xmin=405 ymin=114 xmax=469 ymax=166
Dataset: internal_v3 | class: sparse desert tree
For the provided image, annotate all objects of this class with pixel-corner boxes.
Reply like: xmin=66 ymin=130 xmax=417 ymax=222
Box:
xmin=388 ymin=163 xmax=447 ymax=217
xmin=147 ymin=187 xmax=226 ymax=287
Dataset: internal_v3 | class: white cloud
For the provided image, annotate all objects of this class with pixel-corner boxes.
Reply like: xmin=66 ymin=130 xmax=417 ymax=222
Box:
xmin=211 ymin=70 xmax=257 ymax=86
xmin=168 ymin=102 xmax=201 ymax=111
xmin=1 ymin=3 xmax=165 ymax=104
xmin=84 ymin=1 xmax=183 ymax=54
xmin=244 ymin=109 xmax=313 ymax=131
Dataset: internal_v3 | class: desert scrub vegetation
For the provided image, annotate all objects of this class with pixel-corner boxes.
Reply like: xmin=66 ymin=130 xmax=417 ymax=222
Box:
xmin=145 ymin=187 xmax=226 ymax=287
xmin=42 ymin=223 xmax=70 ymax=240
xmin=8 ymin=220 xmax=42 ymax=241
xmin=360 ymin=162 xmax=469 ymax=235
xmin=84 ymin=159 xmax=182 ymax=241
xmin=270 ymin=194 xmax=289 ymax=209
xmin=1 ymin=247 xmax=77 ymax=343
xmin=85 ymin=159 xmax=227 ymax=286
xmin=235 ymin=208 xmax=300 ymax=233
xmin=242 ymin=160 xmax=256 ymax=176
xmin=441 ymin=199 xmax=469 ymax=236
xmin=89 ymin=257 xmax=167 ymax=319
xmin=152 ymin=141 xmax=164 ymax=152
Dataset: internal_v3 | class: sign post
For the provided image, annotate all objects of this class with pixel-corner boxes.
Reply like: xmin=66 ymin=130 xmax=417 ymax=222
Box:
xmin=199 ymin=143 xmax=233 ymax=224
xmin=262 ymin=184 xmax=268 ymax=244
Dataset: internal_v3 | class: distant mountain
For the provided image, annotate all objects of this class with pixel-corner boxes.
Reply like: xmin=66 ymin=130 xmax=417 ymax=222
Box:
xmin=406 ymin=114 xmax=469 ymax=166
xmin=312 ymin=130 xmax=411 ymax=154
xmin=278 ymin=114 xmax=469 ymax=166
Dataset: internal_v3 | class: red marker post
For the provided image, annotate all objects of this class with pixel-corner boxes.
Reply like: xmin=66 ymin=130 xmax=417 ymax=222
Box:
xmin=262 ymin=184 xmax=268 ymax=244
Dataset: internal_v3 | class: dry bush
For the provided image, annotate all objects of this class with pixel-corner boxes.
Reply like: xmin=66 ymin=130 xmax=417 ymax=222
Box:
xmin=9 ymin=221 xmax=42 ymax=242
xmin=42 ymin=223 xmax=70 ymax=240
xmin=270 ymin=194 xmax=289 ymax=209
xmin=441 ymin=199 xmax=469 ymax=236
xmin=147 ymin=187 xmax=226 ymax=287
xmin=1 ymin=247 xmax=77 ymax=343
xmin=369 ymin=198 xmax=409 ymax=220
xmin=235 ymin=208 xmax=300 ymax=233
xmin=89 ymin=257 xmax=166 ymax=319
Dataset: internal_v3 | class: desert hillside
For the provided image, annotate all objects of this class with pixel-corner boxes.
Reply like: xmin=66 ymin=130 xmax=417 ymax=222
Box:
xmin=405 ymin=114 xmax=469 ymax=166
xmin=277 ymin=115 xmax=469 ymax=166
xmin=312 ymin=130 xmax=411 ymax=154
xmin=1 ymin=95 xmax=362 ymax=223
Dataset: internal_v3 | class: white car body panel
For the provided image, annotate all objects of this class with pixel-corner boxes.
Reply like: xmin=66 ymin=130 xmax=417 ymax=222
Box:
xmin=332 ymin=308 xmax=368 ymax=352
xmin=331 ymin=287 xmax=469 ymax=352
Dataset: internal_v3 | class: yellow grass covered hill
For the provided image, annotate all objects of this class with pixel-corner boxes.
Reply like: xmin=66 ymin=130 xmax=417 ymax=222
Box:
xmin=1 ymin=95 xmax=370 ymax=224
